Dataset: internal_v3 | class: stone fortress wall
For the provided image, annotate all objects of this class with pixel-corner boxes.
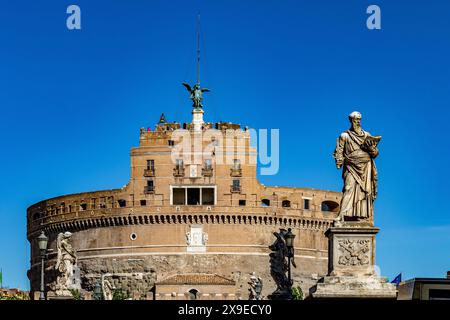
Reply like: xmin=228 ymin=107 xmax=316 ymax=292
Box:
xmin=27 ymin=119 xmax=341 ymax=299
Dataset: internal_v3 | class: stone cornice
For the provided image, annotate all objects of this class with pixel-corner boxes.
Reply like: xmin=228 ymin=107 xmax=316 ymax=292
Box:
xmin=27 ymin=211 xmax=334 ymax=240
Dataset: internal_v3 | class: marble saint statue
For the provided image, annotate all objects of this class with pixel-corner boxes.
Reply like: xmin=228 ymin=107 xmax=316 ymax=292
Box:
xmin=102 ymin=278 xmax=115 ymax=300
xmin=333 ymin=111 xmax=381 ymax=225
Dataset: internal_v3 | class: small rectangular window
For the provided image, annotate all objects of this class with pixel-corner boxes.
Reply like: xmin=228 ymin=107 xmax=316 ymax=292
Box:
xmin=168 ymin=140 xmax=174 ymax=146
xmin=202 ymin=188 xmax=215 ymax=205
xmin=239 ymin=200 xmax=246 ymax=206
xmin=187 ymin=188 xmax=200 ymax=205
xmin=118 ymin=199 xmax=126 ymax=208
xmin=140 ymin=200 xmax=147 ymax=206
xmin=173 ymin=188 xmax=185 ymax=205
xmin=232 ymin=179 xmax=241 ymax=192
xmin=304 ymin=199 xmax=310 ymax=210
xmin=146 ymin=180 xmax=154 ymax=193
xmin=147 ymin=160 xmax=155 ymax=170
xmin=176 ymin=159 xmax=183 ymax=168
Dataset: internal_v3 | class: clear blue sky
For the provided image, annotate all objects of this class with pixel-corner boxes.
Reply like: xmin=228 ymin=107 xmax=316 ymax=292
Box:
xmin=0 ymin=0 xmax=449 ymax=289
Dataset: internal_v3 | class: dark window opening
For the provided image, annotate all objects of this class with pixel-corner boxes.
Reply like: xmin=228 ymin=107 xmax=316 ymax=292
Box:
xmin=147 ymin=160 xmax=155 ymax=170
xmin=239 ymin=200 xmax=246 ymax=206
xmin=173 ymin=187 xmax=215 ymax=206
xmin=321 ymin=201 xmax=340 ymax=212
xmin=231 ymin=179 xmax=241 ymax=192
xmin=173 ymin=188 xmax=185 ymax=205
xmin=187 ymin=188 xmax=200 ymax=205
xmin=146 ymin=180 xmax=154 ymax=192
xmin=282 ymin=200 xmax=291 ymax=208
xmin=168 ymin=140 xmax=174 ymax=146
xmin=261 ymin=199 xmax=270 ymax=207
xmin=429 ymin=289 xmax=450 ymax=300
xmin=80 ymin=203 xmax=87 ymax=211
xmin=304 ymin=199 xmax=310 ymax=210
xmin=188 ymin=289 xmax=198 ymax=300
xmin=140 ymin=200 xmax=147 ymax=206
xmin=202 ymin=188 xmax=214 ymax=205
xmin=118 ymin=199 xmax=126 ymax=208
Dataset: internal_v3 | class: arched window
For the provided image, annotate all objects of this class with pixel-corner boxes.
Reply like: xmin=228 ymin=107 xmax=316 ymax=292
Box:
xmin=282 ymin=200 xmax=291 ymax=208
xmin=261 ymin=199 xmax=270 ymax=207
xmin=321 ymin=201 xmax=339 ymax=212
xmin=189 ymin=289 xmax=199 ymax=300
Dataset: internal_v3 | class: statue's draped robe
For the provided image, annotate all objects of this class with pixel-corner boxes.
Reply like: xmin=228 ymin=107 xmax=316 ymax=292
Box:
xmin=333 ymin=129 xmax=378 ymax=219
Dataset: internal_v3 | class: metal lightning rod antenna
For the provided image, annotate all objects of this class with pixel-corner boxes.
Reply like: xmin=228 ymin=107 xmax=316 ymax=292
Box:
xmin=197 ymin=13 xmax=201 ymax=85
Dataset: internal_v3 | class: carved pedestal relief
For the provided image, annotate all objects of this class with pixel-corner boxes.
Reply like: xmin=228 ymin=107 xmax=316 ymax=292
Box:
xmin=337 ymin=239 xmax=370 ymax=266
xmin=331 ymin=233 xmax=374 ymax=276
xmin=311 ymin=227 xmax=397 ymax=299
xmin=186 ymin=225 xmax=208 ymax=253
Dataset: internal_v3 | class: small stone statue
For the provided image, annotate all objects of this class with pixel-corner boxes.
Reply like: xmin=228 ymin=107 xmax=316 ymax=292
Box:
xmin=185 ymin=232 xmax=191 ymax=245
xmin=333 ymin=111 xmax=381 ymax=225
xmin=182 ymin=82 xmax=210 ymax=110
xmin=55 ymin=231 xmax=77 ymax=295
xmin=102 ymin=278 xmax=115 ymax=300
xmin=248 ymin=272 xmax=263 ymax=300
xmin=202 ymin=232 xmax=208 ymax=245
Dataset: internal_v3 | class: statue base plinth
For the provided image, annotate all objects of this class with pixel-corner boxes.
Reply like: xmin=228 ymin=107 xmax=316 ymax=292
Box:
xmin=47 ymin=291 xmax=75 ymax=300
xmin=310 ymin=225 xmax=397 ymax=299
xmin=311 ymin=275 xmax=396 ymax=299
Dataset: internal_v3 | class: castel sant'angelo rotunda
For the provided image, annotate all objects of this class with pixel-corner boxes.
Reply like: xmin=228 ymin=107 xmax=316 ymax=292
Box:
xmin=26 ymin=37 xmax=343 ymax=300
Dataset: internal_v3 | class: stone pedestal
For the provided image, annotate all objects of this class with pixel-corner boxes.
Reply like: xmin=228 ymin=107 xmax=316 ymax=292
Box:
xmin=310 ymin=226 xmax=397 ymax=299
xmin=192 ymin=108 xmax=204 ymax=131
xmin=47 ymin=291 xmax=74 ymax=300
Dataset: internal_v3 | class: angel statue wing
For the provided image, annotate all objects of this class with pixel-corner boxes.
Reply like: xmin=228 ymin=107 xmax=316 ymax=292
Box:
xmin=182 ymin=83 xmax=192 ymax=93
xmin=201 ymin=88 xmax=210 ymax=93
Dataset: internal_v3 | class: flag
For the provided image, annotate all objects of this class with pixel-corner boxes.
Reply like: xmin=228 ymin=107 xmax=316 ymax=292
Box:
xmin=391 ymin=273 xmax=402 ymax=285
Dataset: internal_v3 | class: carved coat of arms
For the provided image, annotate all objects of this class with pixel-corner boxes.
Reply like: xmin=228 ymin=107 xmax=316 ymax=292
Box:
xmin=337 ymin=239 xmax=370 ymax=266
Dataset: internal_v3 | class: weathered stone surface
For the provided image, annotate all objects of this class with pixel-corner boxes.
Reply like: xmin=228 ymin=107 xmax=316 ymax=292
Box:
xmin=74 ymin=254 xmax=324 ymax=299
xmin=27 ymin=109 xmax=342 ymax=300
xmin=310 ymin=226 xmax=396 ymax=299
xmin=312 ymin=275 xmax=396 ymax=298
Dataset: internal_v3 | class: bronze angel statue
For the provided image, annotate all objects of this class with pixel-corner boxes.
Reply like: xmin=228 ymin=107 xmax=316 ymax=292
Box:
xmin=182 ymin=82 xmax=210 ymax=109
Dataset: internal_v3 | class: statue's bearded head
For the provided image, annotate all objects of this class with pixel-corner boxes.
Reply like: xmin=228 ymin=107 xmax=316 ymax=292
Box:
xmin=349 ymin=111 xmax=362 ymax=131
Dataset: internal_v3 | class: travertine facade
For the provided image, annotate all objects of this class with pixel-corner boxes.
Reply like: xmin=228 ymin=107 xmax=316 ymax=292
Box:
xmin=27 ymin=112 xmax=341 ymax=299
